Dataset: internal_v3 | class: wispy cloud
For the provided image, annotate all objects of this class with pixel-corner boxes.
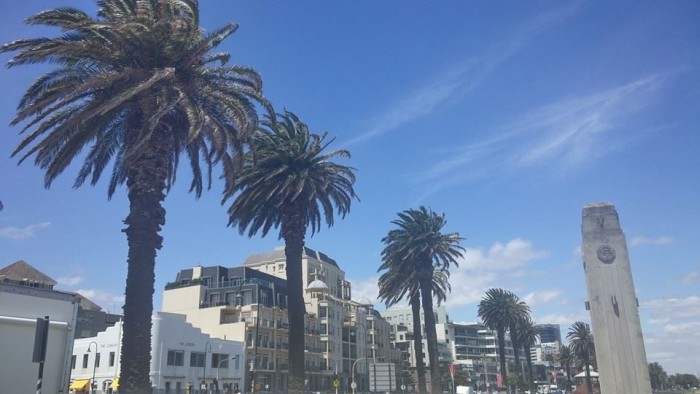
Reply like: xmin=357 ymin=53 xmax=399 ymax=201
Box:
xmin=0 ymin=222 xmax=50 ymax=241
xmin=681 ymin=270 xmax=699 ymax=285
xmin=346 ymin=4 xmax=579 ymax=146
xmin=74 ymin=288 xmax=125 ymax=312
xmin=629 ymin=235 xmax=674 ymax=247
xmin=56 ymin=275 xmax=84 ymax=287
xmin=523 ymin=289 xmax=563 ymax=306
xmin=461 ymin=238 xmax=549 ymax=271
xmin=415 ymin=72 xmax=674 ymax=198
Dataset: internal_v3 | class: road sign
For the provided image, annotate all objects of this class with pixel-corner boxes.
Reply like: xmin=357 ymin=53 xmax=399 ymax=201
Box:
xmin=333 ymin=379 xmax=340 ymax=388
xmin=369 ymin=363 xmax=396 ymax=392
xmin=351 ymin=382 xmax=357 ymax=389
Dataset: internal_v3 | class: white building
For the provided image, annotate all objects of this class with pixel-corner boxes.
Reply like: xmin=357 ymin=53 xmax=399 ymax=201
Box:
xmin=70 ymin=312 xmax=245 ymax=393
xmin=0 ymin=261 xmax=79 ymax=394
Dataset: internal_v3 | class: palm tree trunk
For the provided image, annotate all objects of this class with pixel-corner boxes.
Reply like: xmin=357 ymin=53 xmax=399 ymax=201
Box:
xmin=509 ymin=323 xmax=520 ymax=393
xmin=525 ymin=347 xmax=534 ymax=394
xmin=120 ymin=135 xmax=168 ymax=394
xmin=565 ymin=363 xmax=571 ymax=393
xmin=497 ymin=328 xmax=508 ymax=393
xmin=584 ymin=358 xmax=593 ymax=394
xmin=282 ymin=207 xmax=306 ymax=394
xmin=411 ymin=293 xmax=428 ymax=394
xmin=419 ymin=274 xmax=442 ymax=394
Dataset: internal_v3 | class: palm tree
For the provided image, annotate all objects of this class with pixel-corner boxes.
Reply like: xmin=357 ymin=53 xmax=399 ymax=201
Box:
xmin=506 ymin=292 xmax=530 ymax=381
xmin=2 ymin=2 xmax=268 ymax=392
xmin=567 ymin=322 xmax=595 ymax=394
xmin=557 ymin=345 xmax=574 ymax=393
xmin=478 ymin=288 xmax=529 ymax=393
xmin=515 ymin=317 xmax=539 ymax=394
xmin=224 ymin=110 xmax=357 ymax=394
xmin=380 ymin=207 xmax=464 ymax=394
xmin=378 ymin=262 xmax=452 ymax=394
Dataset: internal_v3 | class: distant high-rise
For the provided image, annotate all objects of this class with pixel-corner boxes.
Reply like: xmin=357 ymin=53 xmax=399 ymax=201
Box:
xmin=535 ymin=324 xmax=561 ymax=344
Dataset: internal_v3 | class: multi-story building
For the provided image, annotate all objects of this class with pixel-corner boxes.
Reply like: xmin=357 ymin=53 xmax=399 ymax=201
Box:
xmin=535 ymin=324 xmax=561 ymax=345
xmin=162 ymin=247 xmax=399 ymax=393
xmin=70 ymin=312 xmax=245 ymax=393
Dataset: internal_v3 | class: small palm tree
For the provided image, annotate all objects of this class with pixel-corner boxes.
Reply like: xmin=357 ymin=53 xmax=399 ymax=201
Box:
xmin=380 ymin=207 xmax=464 ymax=394
xmin=507 ymin=292 xmax=530 ymax=381
xmin=224 ymin=110 xmax=357 ymax=394
xmin=557 ymin=345 xmax=574 ymax=393
xmin=567 ymin=322 xmax=595 ymax=394
xmin=478 ymin=288 xmax=529 ymax=393
xmin=378 ymin=262 xmax=452 ymax=394
xmin=2 ymin=2 xmax=268 ymax=392
xmin=516 ymin=317 xmax=539 ymax=394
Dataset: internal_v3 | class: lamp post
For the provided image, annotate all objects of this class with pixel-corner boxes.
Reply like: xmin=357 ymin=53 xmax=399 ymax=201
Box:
xmin=87 ymin=341 xmax=98 ymax=394
xmin=352 ymin=321 xmax=370 ymax=393
xmin=203 ymin=341 xmax=212 ymax=393
xmin=216 ymin=355 xmax=241 ymax=393
xmin=236 ymin=278 xmax=266 ymax=394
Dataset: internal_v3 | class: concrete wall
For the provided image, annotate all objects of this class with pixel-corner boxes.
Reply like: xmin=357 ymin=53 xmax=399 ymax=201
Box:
xmin=581 ymin=203 xmax=652 ymax=394
xmin=0 ymin=284 xmax=78 ymax=393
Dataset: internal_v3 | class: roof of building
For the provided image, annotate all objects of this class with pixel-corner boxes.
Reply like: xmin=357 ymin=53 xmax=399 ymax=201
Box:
xmin=306 ymin=279 xmax=329 ymax=292
xmin=243 ymin=246 xmax=339 ymax=268
xmin=0 ymin=260 xmax=57 ymax=286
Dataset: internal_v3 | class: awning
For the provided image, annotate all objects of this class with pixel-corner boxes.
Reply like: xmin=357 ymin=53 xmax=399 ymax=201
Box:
xmin=109 ymin=378 xmax=120 ymax=389
xmin=69 ymin=379 xmax=90 ymax=390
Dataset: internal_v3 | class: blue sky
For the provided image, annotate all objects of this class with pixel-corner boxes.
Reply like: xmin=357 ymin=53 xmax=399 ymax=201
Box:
xmin=1 ymin=1 xmax=699 ymax=375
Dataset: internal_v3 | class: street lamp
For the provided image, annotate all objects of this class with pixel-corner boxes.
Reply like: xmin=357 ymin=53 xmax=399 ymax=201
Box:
xmin=216 ymin=355 xmax=241 ymax=392
xmin=236 ymin=278 xmax=266 ymax=394
xmin=352 ymin=321 xmax=370 ymax=393
xmin=87 ymin=341 xmax=98 ymax=394
xmin=203 ymin=341 xmax=212 ymax=393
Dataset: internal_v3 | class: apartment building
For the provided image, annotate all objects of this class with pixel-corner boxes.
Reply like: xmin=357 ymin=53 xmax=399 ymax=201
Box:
xmin=162 ymin=247 xmax=400 ymax=393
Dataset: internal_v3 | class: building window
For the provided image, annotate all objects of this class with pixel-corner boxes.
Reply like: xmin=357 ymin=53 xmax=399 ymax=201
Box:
xmin=190 ymin=352 xmax=205 ymax=367
xmin=95 ymin=352 xmax=101 ymax=367
xmin=167 ymin=350 xmax=184 ymax=366
xmin=319 ymin=307 xmax=327 ymax=318
xmin=83 ymin=354 xmax=89 ymax=368
xmin=212 ymin=353 xmax=230 ymax=369
xmin=320 ymin=323 xmax=327 ymax=335
xmin=109 ymin=352 xmax=115 ymax=367
xmin=165 ymin=382 xmax=171 ymax=394
xmin=71 ymin=355 xmax=76 ymax=369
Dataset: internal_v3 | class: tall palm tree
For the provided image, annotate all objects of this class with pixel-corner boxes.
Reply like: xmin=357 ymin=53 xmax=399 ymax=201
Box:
xmin=478 ymin=288 xmax=529 ymax=393
xmin=567 ymin=322 xmax=595 ymax=394
xmin=515 ymin=317 xmax=539 ymax=394
xmin=380 ymin=207 xmax=464 ymax=394
xmin=378 ymin=262 xmax=452 ymax=394
xmin=224 ymin=110 xmax=357 ymax=394
xmin=557 ymin=345 xmax=574 ymax=393
xmin=2 ymin=2 xmax=268 ymax=392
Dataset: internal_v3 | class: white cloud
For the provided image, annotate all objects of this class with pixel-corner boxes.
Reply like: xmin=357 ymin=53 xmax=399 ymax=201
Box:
xmin=522 ymin=289 xmax=563 ymax=306
xmin=681 ymin=270 xmax=699 ymax=285
xmin=56 ymin=276 xmax=84 ymax=287
xmin=350 ymin=275 xmax=380 ymax=306
xmin=74 ymin=288 xmax=124 ymax=312
xmin=533 ymin=312 xmax=590 ymax=329
xmin=629 ymin=235 xmax=674 ymax=247
xmin=0 ymin=222 xmax=50 ymax=241
xmin=641 ymin=296 xmax=700 ymax=320
xmin=461 ymin=238 xmax=549 ymax=271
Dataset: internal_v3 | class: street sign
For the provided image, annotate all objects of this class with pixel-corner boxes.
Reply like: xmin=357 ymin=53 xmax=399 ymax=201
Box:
xmin=351 ymin=382 xmax=357 ymax=389
xmin=369 ymin=363 xmax=396 ymax=392
xmin=333 ymin=379 xmax=340 ymax=388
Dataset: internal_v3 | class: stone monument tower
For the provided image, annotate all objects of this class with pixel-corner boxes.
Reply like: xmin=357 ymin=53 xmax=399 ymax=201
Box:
xmin=581 ymin=202 xmax=652 ymax=394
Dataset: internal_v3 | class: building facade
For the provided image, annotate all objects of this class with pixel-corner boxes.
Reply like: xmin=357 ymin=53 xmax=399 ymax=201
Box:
xmin=162 ymin=247 xmax=400 ymax=393
xmin=70 ymin=312 xmax=245 ymax=393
